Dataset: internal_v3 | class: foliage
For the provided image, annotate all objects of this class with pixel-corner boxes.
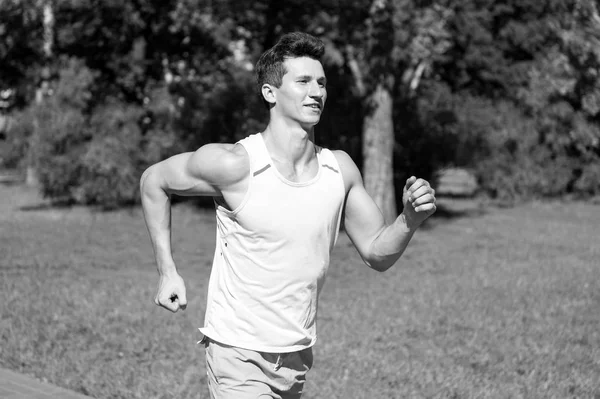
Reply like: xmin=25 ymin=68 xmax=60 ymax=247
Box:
xmin=4 ymin=0 xmax=260 ymax=206
xmin=2 ymin=0 xmax=600 ymax=205
xmin=465 ymin=0 xmax=600 ymax=201
xmin=395 ymin=80 xmax=461 ymax=179
xmin=422 ymin=0 xmax=600 ymax=202
xmin=1 ymin=107 xmax=34 ymax=168
xmin=0 ymin=0 xmax=45 ymax=107
xmin=74 ymin=103 xmax=145 ymax=207
xmin=29 ymin=57 xmax=95 ymax=201
xmin=457 ymin=97 xmax=573 ymax=202
xmin=523 ymin=0 xmax=600 ymax=197
xmin=21 ymin=57 xmax=183 ymax=208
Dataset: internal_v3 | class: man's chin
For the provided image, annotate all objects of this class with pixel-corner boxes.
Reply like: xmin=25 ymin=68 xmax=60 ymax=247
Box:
xmin=302 ymin=115 xmax=322 ymax=126
xmin=300 ymin=119 xmax=320 ymax=129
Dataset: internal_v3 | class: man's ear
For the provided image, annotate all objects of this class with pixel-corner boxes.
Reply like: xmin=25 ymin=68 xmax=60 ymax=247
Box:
xmin=261 ymin=83 xmax=276 ymax=105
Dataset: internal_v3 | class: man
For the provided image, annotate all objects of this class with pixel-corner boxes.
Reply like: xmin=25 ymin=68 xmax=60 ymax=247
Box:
xmin=140 ymin=32 xmax=436 ymax=398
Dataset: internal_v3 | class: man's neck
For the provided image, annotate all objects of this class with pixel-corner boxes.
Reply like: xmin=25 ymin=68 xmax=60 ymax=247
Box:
xmin=261 ymin=120 xmax=316 ymax=166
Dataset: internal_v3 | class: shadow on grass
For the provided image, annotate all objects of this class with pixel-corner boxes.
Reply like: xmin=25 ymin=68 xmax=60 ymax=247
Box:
xmin=19 ymin=200 xmax=74 ymax=211
xmin=18 ymin=197 xmax=140 ymax=213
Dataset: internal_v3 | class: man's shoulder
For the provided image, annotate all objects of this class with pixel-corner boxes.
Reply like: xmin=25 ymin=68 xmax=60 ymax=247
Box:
xmin=191 ymin=142 xmax=250 ymax=184
xmin=330 ymin=150 xmax=358 ymax=174
xmin=329 ymin=149 xmax=362 ymax=189
xmin=195 ymin=142 xmax=248 ymax=163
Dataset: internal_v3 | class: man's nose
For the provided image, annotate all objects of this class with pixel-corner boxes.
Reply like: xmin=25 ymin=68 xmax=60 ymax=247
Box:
xmin=308 ymin=81 xmax=323 ymax=98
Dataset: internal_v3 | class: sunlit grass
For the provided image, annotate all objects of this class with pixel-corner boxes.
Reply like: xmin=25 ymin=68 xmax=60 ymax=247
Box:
xmin=1 ymin=185 xmax=599 ymax=398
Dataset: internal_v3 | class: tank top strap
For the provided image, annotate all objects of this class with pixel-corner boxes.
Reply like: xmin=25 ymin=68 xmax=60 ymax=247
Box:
xmin=239 ymin=134 xmax=342 ymax=179
xmin=237 ymin=133 xmax=272 ymax=177
xmin=318 ymin=147 xmax=342 ymax=175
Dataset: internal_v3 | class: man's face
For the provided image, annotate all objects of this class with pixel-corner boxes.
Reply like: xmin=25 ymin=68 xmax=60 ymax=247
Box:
xmin=271 ymin=56 xmax=327 ymax=127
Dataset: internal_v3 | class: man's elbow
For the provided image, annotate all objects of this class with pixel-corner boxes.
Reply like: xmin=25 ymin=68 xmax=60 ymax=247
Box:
xmin=140 ymin=166 xmax=153 ymax=195
xmin=140 ymin=164 xmax=163 ymax=200
xmin=364 ymin=256 xmax=395 ymax=272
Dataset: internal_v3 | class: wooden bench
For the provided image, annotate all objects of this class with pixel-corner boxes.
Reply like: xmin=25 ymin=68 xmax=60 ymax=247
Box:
xmin=434 ymin=167 xmax=479 ymax=197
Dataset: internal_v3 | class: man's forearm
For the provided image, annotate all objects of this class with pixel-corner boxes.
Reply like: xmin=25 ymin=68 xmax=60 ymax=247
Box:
xmin=140 ymin=167 xmax=178 ymax=277
xmin=366 ymin=213 xmax=418 ymax=272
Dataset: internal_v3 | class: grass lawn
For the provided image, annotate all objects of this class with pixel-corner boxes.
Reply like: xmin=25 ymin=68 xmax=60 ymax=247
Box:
xmin=1 ymin=183 xmax=599 ymax=399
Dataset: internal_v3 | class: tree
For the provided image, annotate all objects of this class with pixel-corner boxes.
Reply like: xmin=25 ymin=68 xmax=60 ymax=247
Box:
xmin=6 ymin=0 xmax=249 ymax=205
xmin=167 ymin=0 xmax=455 ymax=218
xmin=322 ymin=0 xmax=452 ymax=222
xmin=521 ymin=0 xmax=600 ymax=195
xmin=9 ymin=0 xmax=597 ymax=207
xmin=26 ymin=0 xmax=55 ymax=186
xmin=0 ymin=0 xmax=44 ymax=107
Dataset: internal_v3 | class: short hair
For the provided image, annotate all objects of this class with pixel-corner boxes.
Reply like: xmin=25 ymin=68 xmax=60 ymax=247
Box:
xmin=255 ymin=32 xmax=325 ymax=108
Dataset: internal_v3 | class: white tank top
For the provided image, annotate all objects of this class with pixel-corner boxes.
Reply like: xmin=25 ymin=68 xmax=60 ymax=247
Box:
xmin=199 ymin=133 xmax=345 ymax=352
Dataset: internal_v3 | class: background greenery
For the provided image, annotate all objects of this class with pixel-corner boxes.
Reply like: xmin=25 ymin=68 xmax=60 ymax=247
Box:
xmin=1 ymin=0 xmax=599 ymax=208
xmin=1 ymin=2 xmax=599 ymax=398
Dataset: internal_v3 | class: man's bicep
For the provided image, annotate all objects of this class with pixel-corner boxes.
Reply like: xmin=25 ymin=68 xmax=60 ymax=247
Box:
xmin=152 ymin=151 xmax=218 ymax=196
xmin=153 ymin=143 xmax=246 ymax=197
xmin=343 ymin=179 xmax=387 ymax=261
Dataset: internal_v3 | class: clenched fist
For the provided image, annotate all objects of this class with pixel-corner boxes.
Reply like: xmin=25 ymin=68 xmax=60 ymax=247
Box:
xmin=402 ymin=176 xmax=437 ymax=228
xmin=155 ymin=272 xmax=188 ymax=313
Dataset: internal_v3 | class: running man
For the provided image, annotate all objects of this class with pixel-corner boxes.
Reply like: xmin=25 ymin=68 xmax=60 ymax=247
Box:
xmin=140 ymin=32 xmax=436 ymax=399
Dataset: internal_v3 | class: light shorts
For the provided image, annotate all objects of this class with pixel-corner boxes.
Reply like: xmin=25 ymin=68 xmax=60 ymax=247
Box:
xmin=202 ymin=336 xmax=314 ymax=399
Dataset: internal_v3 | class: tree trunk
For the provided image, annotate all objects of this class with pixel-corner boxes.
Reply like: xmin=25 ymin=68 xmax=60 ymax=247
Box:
xmin=362 ymin=82 xmax=397 ymax=224
xmin=27 ymin=0 xmax=54 ymax=187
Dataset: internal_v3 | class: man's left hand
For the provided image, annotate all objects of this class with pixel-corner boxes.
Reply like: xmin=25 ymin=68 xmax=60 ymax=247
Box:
xmin=402 ymin=176 xmax=437 ymax=228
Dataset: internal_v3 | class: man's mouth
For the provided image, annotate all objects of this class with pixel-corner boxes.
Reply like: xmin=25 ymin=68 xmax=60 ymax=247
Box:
xmin=305 ymin=103 xmax=321 ymax=110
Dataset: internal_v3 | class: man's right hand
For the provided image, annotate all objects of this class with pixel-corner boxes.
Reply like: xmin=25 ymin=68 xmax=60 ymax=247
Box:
xmin=154 ymin=272 xmax=188 ymax=313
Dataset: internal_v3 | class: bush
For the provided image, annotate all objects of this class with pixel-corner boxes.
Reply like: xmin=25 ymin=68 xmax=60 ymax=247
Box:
xmin=395 ymin=81 xmax=464 ymax=179
xmin=72 ymin=103 xmax=144 ymax=207
xmin=75 ymin=97 xmax=183 ymax=208
xmin=168 ymin=64 xmax=266 ymax=147
xmin=575 ymin=163 xmax=600 ymax=194
xmin=1 ymin=108 xmax=33 ymax=169
xmin=451 ymin=95 xmax=599 ymax=203
xmin=28 ymin=58 xmax=94 ymax=202
xmin=11 ymin=54 xmax=270 ymax=208
xmin=21 ymin=57 xmax=183 ymax=208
